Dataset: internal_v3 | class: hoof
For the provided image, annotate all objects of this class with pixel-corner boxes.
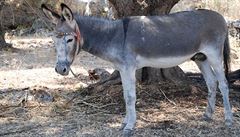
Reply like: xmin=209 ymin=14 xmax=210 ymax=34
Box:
xmin=123 ymin=129 xmax=133 ymax=137
xmin=202 ymin=113 xmax=212 ymax=122
xmin=225 ymin=119 xmax=232 ymax=128
xmin=119 ymin=123 xmax=127 ymax=131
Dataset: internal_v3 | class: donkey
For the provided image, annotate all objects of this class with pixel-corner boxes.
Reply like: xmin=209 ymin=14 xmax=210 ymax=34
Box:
xmin=42 ymin=3 xmax=233 ymax=136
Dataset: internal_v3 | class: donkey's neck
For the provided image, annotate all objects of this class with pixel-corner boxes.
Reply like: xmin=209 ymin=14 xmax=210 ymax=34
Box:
xmin=75 ymin=16 xmax=124 ymax=62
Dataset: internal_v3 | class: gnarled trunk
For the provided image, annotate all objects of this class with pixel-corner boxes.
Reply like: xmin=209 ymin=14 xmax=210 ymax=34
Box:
xmin=109 ymin=0 xmax=179 ymax=17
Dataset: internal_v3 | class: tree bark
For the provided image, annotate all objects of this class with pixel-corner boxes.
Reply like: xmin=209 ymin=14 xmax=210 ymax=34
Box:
xmin=0 ymin=27 xmax=11 ymax=50
xmin=109 ymin=0 xmax=179 ymax=18
xmin=107 ymin=0 xmax=186 ymax=84
xmin=0 ymin=1 xmax=11 ymax=50
xmin=0 ymin=28 xmax=6 ymax=45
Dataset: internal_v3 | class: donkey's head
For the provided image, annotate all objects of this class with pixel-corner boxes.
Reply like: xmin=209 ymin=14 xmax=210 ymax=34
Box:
xmin=41 ymin=3 xmax=82 ymax=75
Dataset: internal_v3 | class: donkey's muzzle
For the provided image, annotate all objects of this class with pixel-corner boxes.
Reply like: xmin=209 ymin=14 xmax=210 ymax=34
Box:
xmin=55 ymin=62 xmax=70 ymax=76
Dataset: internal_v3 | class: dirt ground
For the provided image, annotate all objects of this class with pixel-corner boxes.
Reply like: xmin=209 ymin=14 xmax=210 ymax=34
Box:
xmin=0 ymin=36 xmax=240 ymax=137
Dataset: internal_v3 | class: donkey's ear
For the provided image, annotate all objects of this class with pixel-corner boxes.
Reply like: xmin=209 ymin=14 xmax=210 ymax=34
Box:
xmin=61 ymin=3 xmax=74 ymax=21
xmin=41 ymin=4 xmax=60 ymax=24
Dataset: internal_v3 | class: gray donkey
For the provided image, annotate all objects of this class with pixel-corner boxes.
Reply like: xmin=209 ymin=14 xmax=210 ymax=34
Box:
xmin=42 ymin=3 xmax=232 ymax=137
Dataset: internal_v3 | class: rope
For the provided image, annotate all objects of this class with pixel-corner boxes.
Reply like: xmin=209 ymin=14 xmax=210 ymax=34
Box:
xmin=70 ymin=67 xmax=79 ymax=78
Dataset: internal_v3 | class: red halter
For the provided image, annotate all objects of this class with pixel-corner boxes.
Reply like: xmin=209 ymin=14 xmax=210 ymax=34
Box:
xmin=75 ymin=25 xmax=82 ymax=55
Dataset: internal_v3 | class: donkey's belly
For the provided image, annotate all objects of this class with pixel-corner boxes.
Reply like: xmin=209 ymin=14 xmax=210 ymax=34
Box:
xmin=136 ymin=54 xmax=193 ymax=69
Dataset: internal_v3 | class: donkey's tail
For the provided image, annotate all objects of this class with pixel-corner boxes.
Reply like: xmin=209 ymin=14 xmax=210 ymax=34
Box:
xmin=223 ymin=32 xmax=231 ymax=80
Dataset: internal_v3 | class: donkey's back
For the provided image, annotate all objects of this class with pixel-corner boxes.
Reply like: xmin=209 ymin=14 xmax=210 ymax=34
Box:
xmin=124 ymin=9 xmax=227 ymax=60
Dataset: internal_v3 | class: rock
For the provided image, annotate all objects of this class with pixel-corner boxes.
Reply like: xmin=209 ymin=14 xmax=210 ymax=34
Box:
xmin=88 ymin=68 xmax=111 ymax=82
xmin=232 ymin=20 xmax=240 ymax=28
xmin=29 ymin=89 xmax=54 ymax=103
xmin=26 ymin=65 xmax=33 ymax=69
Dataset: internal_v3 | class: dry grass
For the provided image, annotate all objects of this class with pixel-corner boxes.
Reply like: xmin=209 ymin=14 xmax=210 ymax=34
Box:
xmin=0 ymin=79 xmax=240 ymax=137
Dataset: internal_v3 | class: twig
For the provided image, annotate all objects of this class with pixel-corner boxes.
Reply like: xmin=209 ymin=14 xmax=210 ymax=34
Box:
xmin=0 ymin=124 xmax=42 ymax=136
xmin=75 ymin=99 xmax=103 ymax=109
xmin=23 ymin=0 xmax=51 ymax=30
xmin=139 ymin=115 xmax=158 ymax=123
xmin=98 ymin=103 xmax=118 ymax=109
xmin=0 ymin=107 xmax=18 ymax=117
xmin=77 ymin=100 xmax=118 ymax=114
xmin=64 ymin=89 xmax=90 ymax=106
xmin=1 ymin=104 xmax=20 ymax=109
xmin=0 ymin=87 xmax=29 ymax=94
xmin=1 ymin=105 xmax=48 ymax=114
xmin=72 ymin=95 xmax=117 ymax=110
xmin=65 ymin=89 xmax=117 ymax=114
xmin=25 ymin=105 xmax=48 ymax=108
xmin=10 ymin=2 xmax=15 ymax=26
xmin=0 ymin=103 xmax=48 ymax=112
xmin=65 ymin=93 xmax=79 ymax=106
xmin=158 ymin=87 xmax=176 ymax=106
xmin=86 ymin=108 xmax=111 ymax=115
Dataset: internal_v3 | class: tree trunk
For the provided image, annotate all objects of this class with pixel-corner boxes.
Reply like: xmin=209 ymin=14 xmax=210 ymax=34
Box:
xmin=0 ymin=27 xmax=11 ymax=50
xmin=0 ymin=28 xmax=6 ymax=45
xmin=109 ymin=0 xmax=179 ymax=18
xmin=107 ymin=0 xmax=186 ymax=84
xmin=0 ymin=1 xmax=11 ymax=50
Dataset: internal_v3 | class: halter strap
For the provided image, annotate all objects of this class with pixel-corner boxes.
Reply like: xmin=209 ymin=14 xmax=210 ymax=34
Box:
xmin=75 ymin=25 xmax=81 ymax=55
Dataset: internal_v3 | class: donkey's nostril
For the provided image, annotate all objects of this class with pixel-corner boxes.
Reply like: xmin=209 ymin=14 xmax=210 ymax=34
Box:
xmin=63 ymin=68 xmax=67 ymax=73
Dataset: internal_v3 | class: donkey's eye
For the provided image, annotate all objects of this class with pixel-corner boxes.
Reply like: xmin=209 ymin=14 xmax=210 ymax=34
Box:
xmin=67 ymin=39 xmax=73 ymax=43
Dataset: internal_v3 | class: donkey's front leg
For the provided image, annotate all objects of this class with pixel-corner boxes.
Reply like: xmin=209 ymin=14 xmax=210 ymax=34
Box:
xmin=119 ymin=68 xmax=136 ymax=137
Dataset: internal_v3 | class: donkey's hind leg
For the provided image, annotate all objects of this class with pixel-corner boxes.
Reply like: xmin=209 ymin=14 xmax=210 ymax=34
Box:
xmin=195 ymin=60 xmax=217 ymax=121
xmin=207 ymin=53 xmax=233 ymax=126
